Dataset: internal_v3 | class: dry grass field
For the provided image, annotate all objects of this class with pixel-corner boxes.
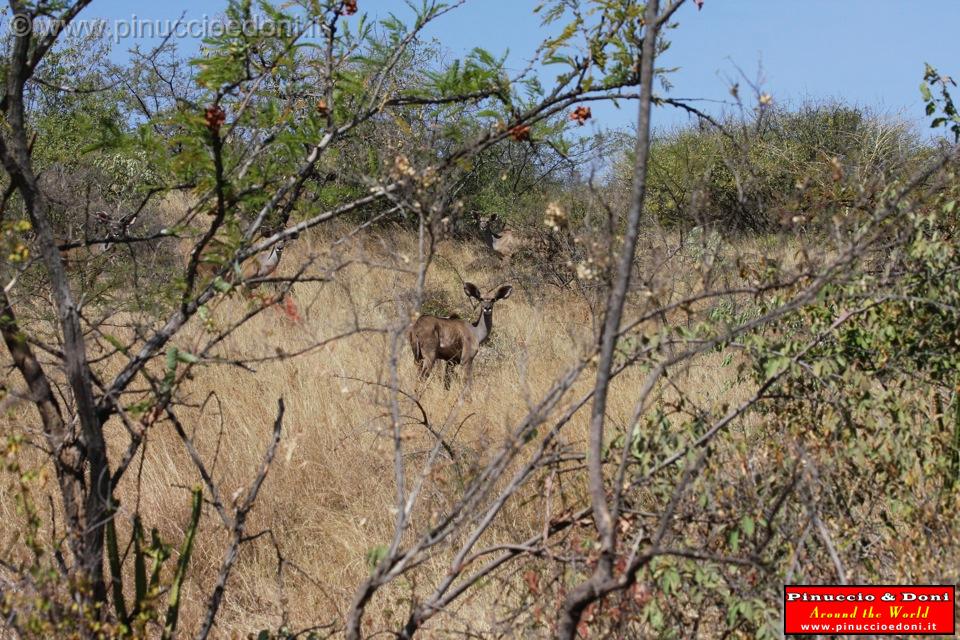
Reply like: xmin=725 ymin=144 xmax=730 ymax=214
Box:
xmin=1 ymin=221 xmax=764 ymax=636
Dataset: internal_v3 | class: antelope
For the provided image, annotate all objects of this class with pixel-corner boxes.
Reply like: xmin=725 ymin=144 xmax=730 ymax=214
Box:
xmin=409 ymin=282 xmax=513 ymax=392
xmin=476 ymin=214 xmax=522 ymax=260
xmin=237 ymin=239 xmax=287 ymax=289
xmin=197 ymin=236 xmax=291 ymax=290
xmin=58 ymin=240 xmax=114 ymax=269
xmin=57 ymin=211 xmax=118 ymax=269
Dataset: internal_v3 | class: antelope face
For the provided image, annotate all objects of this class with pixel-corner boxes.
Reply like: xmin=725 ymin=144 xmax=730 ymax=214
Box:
xmin=477 ymin=214 xmax=503 ymax=235
xmin=263 ymin=230 xmax=300 ymax=261
xmin=464 ymin=282 xmax=513 ymax=317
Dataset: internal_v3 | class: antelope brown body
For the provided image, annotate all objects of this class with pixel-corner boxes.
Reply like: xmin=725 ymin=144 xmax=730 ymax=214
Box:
xmin=409 ymin=282 xmax=513 ymax=391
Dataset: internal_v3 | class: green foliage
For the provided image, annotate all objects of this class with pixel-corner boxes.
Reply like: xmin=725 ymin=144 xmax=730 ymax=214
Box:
xmin=535 ymin=0 xmax=666 ymax=89
xmin=729 ymin=167 xmax=960 ymax=631
xmin=90 ymin=150 xmax=161 ymax=201
xmin=637 ymin=102 xmax=921 ymax=232
xmin=104 ymin=487 xmax=203 ymax=638
xmin=365 ymin=544 xmax=390 ymax=572
xmin=2 ymin=437 xmax=204 ymax=639
xmin=422 ymin=47 xmax=510 ymax=103
xmin=250 ymin=627 xmax=325 ymax=640
xmin=162 ymin=487 xmax=203 ymax=639
xmin=921 ymin=63 xmax=960 ymax=142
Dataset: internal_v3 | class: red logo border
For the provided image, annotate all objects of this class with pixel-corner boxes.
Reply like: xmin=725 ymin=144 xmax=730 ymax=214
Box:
xmin=783 ymin=584 xmax=956 ymax=636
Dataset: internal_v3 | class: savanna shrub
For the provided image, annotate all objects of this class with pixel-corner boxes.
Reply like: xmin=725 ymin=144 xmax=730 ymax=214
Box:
xmin=640 ymin=102 xmax=921 ymax=232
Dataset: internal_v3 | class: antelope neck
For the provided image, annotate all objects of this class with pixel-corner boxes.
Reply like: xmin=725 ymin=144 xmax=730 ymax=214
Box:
xmin=267 ymin=243 xmax=284 ymax=262
xmin=471 ymin=307 xmax=493 ymax=344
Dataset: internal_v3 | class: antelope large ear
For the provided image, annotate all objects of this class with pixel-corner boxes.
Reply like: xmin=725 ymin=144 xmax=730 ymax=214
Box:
xmin=494 ymin=284 xmax=513 ymax=300
xmin=464 ymin=282 xmax=483 ymax=300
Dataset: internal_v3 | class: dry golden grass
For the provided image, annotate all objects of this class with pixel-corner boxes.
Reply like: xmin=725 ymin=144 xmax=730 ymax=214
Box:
xmin=0 ymin=224 xmax=761 ymax=637
xmin=148 ymin=230 xmax=607 ymax=635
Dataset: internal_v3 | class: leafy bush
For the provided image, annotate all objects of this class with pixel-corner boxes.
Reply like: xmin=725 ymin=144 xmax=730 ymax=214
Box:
xmin=639 ymin=102 xmax=922 ymax=232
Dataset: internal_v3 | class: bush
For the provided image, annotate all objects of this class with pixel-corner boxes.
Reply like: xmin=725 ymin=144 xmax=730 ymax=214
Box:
xmin=640 ymin=102 xmax=922 ymax=232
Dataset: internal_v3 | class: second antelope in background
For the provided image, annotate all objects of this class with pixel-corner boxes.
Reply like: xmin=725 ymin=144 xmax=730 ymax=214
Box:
xmin=409 ymin=282 xmax=513 ymax=392
xmin=476 ymin=213 xmax=522 ymax=259
xmin=237 ymin=238 xmax=287 ymax=289
xmin=196 ymin=235 xmax=293 ymax=290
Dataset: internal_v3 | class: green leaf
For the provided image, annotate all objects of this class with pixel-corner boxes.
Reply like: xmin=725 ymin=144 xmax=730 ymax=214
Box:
xmin=213 ymin=276 xmax=233 ymax=293
xmin=729 ymin=528 xmax=740 ymax=553
xmin=162 ymin=347 xmax=179 ymax=393
xmin=162 ymin=487 xmax=202 ymax=640
xmin=147 ymin=528 xmax=171 ymax=593
xmin=763 ymin=355 xmax=791 ymax=379
xmin=104 ymin=334 xmax=128 ymax=354
xmin=105 ymin=510 xmax=129 ymax=625
xmin=175 ymin=350 xmax=200 ymax=365
xmin=366 ymin=544 xmax=389 ymax=572
xmin=646 ymin=600 xmax=664 ymax=628
xmin=165 ymin=347 xmax=178 ymax=373
xmin=132 ymin=516 xmax=147 ymax=616
xmin=661 ymin=567 xmax=681 ymax=594
xmin=740 ymin=515 xmax=755 ymax=537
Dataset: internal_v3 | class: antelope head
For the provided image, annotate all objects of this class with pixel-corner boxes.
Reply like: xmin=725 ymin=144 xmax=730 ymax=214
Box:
xmin=476 ymin=213 xmax=505 ymax=237
xmin=474 ymin=214 xmax=521 ymax=259
xmin=463 ymin=281 xmax=513 ymax=344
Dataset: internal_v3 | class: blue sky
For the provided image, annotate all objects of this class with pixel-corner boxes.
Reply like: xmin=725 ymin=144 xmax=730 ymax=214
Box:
xmin=81 ymin=0 xmax=959 ymax=135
